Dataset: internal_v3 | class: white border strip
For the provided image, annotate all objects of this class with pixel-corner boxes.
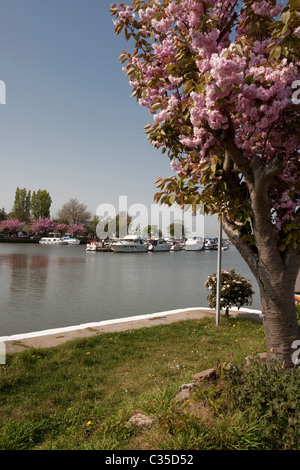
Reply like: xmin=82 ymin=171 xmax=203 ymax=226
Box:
xmin=0 ymin=307 xmax=262 ymax=342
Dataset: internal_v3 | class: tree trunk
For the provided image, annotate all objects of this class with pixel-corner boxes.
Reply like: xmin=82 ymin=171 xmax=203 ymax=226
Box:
xmin=222 ymin=216 xmax=300 ymax=368
xmin=258 ymin=267 xmax=299 ymax=369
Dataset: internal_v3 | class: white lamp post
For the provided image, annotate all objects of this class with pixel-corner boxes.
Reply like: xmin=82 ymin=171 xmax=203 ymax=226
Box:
xmin=216 ymin=218 xmax=222 ymax=326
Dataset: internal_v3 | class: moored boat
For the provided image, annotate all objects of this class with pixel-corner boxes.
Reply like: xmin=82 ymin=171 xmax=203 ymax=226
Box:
xmin=39 ymin=237 xmax=69 ymax=245
xmin=86 ymin=240 xmax=111 ymax=252
xmin=148 ymin=237 xmax=171 ymax=252
xmin=111 ymin=234 xmax=149 ymax=253
xmin=185 ymin=237 xmax=204 ymax=251
xmin=86 ymin=240 xmax=102 ymax=251
xmin=62 ymin=236 xmax=81 ymax=245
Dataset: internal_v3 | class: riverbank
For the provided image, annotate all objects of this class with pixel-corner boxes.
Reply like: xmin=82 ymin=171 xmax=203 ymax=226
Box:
xmin=2 ymin=307 xmax=262 ymax=354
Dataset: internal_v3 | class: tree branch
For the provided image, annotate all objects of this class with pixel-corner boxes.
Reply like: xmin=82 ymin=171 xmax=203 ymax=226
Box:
xmin=221 ymin=133 xmax=254 ymax=188
xmin=217 ymin=11 xmax=238 ymax=45
xmin=222 ymin=215 xmax=259 ymax=278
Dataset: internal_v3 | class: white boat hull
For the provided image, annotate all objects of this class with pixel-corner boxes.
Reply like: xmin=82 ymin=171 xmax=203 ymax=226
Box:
xmin=148 ymin=244 xmax=171 ymax=252
xmin=111 ymin=235 xmax=150 ymax=253
xmin=63 ymin=237 xmax=80 ymax=245
xmin=86 ymin=243 xmax=99 ymax=251
xmin=111 ymin=244 xmax=149 ymax=253
xmin=148 ymin=238 xmax=171 ymax=252
xmin=39 ymin=238 xmax=68 ymax=245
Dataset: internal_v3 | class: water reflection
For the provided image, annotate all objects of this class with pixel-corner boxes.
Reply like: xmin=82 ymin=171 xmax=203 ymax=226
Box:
xmin=8 ymin=254 xmax=47 ymax=300
xmin=0 ymin=247 xmax=87 ymax=335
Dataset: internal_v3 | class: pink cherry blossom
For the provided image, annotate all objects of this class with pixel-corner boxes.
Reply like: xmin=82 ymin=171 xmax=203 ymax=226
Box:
xmin=112 ymin=0 xmax=300 ymax=230
xmin=68 ymin=224 xmax=85 ymax=235
xmin=0 ymin=219 xmax=25 ymax=233
xmin=31 ymin=218 xmax=57 ymax=235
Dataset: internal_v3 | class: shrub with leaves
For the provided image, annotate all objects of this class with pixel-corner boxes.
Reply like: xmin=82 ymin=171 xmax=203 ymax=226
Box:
xmin=204 ymin=269 xmax=254 ymax=314
xmin=296 ymin=303 xmax=300 ymax=329
xmin=224 ymin=359 xmax=300 ymax=449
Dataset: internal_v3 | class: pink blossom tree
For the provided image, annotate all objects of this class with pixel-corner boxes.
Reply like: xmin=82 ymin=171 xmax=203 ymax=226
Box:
xmin=56 ymin=223 xmax=69 ymax=235
xmin=0 ymin=219 xmax=25 ymax=234
xmin=111 ymin=0 xmax=300 ymax=366
xmin=68 ymin=223 xmax=86 ymax=236
xmin=31 ymin=218 xmax=57 ymax=235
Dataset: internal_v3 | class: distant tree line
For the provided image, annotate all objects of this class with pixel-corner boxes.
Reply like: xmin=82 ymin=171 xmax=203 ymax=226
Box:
xmin=0 ymin=187 xmax=98 ymax=237
xmin=0 ymin=188 xmax=187 ymax=239
xmin=1 ymin=187 xmax=52 ymax=222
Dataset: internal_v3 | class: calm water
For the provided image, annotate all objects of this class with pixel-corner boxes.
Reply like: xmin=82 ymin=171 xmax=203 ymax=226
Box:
xmin=0 ymin=243 xmax=261 ymax=336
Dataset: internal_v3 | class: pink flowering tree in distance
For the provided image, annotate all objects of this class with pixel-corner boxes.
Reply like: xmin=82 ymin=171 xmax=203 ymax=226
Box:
xmin=56 ymin=223 xmax=69 ymax=235
xmin=111 ymin=0 xmax=300 ymax=367
xmin=0 ymin=219 xmax=25 ymax=234
xmin=68 ymin=223 xmax=86 ymax=236
xmin=31 ymin=218 xmax=57 ymax=236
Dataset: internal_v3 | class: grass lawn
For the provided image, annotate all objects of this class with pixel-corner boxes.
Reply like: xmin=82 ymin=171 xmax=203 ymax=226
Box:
xmin=0 ymin=316 xmax=267 ymax=449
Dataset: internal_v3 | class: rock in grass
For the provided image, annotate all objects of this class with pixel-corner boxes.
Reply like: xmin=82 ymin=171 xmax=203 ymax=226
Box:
xmin=193 ymin=368 xmax=217 ymax=384
xmin=126 ymin=413 xmax=154 ymax=427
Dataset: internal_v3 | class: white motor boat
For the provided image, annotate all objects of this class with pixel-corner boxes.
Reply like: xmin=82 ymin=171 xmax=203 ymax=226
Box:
xmin=62 ymin=236 xmax=81 ymax=245
xmin=86 ymin=240 xmax=102 ymax=251
xmin=86 ymin=240 xmax=110 ymax=252
xmin=39 ymin=237 xmax=69 ymax=245
xmin=185 ymin=237 xmax=204 ymax=251
xmin=111 ymin=235 xmax=149 ymax=253
xmin=148 ymin=237 xmax=171 ymax=252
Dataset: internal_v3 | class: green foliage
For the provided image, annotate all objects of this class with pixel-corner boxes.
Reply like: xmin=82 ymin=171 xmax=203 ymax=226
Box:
xmin=0 ymin=207 xmax=6 ymax=221
xmin=0 ymin=419 xmax=52 ymax=450
xmin=31 ymin=190 xmax=52 ymax=219
xmin=296 ymin=303 xmax=300 ymax=328
xmin=12 ymin=187 xmax=31 ymax=221
xmin=87 ymin=215 xmax=100 ymax=238
xmin=224 ymin=359 xmax=300 ymax=449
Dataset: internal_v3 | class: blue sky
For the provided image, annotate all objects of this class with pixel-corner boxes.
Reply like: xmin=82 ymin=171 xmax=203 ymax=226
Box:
xmin=0 ymin=0 xmax=218 ymax=235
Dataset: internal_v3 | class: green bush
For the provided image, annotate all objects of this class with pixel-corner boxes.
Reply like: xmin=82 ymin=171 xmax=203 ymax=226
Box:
xmin=296 ymin=303 xmax=300 ymax=328
xmin=224 ymin=359 xmax=300 ymax=449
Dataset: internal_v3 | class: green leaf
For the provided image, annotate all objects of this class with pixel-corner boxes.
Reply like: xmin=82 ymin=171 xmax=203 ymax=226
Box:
xmin=151 ymin=102 xmax=161 ymax=112
xmin=281 ymin=11 xmax=290 ymax=25
xmin=274 ymin=46 xmax=282 ymax=59
xmin=169 ymin=194 xmax=176 ymax=205
xmin=183 ymin=81 xmax=195 ymax=95
xmin=235 ymin=43 xmax=243 ymax=56
xmin=281 ymin=23 xmax=288 ymax=35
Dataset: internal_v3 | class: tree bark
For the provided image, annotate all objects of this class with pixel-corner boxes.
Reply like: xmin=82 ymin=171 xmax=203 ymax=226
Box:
xmin=222 ymin=215 xmax=300 ymax=368
xmin=219 ymin=133 xmax=300 ymax=368
xmin=261 ymin=282 xmax=299 ymax=369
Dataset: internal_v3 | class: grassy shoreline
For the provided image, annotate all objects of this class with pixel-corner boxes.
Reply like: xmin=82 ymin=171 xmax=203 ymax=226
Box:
xmin=0 ymin=316 xmax=270 ymax=450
